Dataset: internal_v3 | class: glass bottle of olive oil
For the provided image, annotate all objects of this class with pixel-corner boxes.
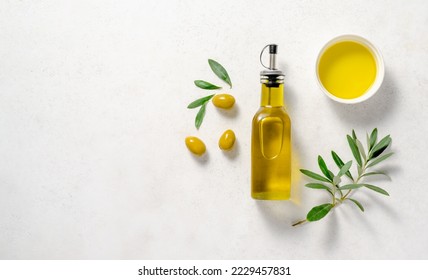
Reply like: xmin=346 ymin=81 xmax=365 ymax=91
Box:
xmin=251 ymin=44 xmax=291 ymax=200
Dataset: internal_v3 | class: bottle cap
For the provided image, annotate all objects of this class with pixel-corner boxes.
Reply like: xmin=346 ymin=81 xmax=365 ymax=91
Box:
xmin=260 ymin=44 xmax=284 ymax=84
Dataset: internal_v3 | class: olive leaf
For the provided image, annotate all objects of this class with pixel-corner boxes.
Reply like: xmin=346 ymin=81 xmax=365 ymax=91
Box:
xmin=337 ymin=160 xmax=352 ymax=178
xmin=363 ymin=184 xmax=390 ymax=196
xmin=367 ymin=152 xmax=394 ymax=168
xmin=305 ymin=183 xmax=331 ymax=191
xmin=366 ymin=133 xmax=370 ymax=150
xmin=349 ymin=198 xmax=364 ymax=212
xmin=300 ymin=169 xmax=331 ymax=183
xmin=188 ymin=94 xmax=215 ymax=129
xmin=194 ymin=80 xmax=221 ymax=90
xmin=352 ymin=129 xmax=357 ymax=140
xmin=357 ymin=165 xmax=363 ymax=176
xmin=305 ymin=183 xmax=334 ymax=197
xmin=369 ymin=128 xmax=378 ymax=150
xmin=187 ymin=94 xmax=215 ymax=109
xmin=318 ymin=155 xmax=333 ymax=181
xmin=369 ymin=135 xmax=391 ymax=159
xmin=331 ymin=151 xmax=353 ymax=180
xmin=306 ymin=204 xmax=334 ymax=222
xmin=208 ymin=59 xmax=232 ymax=88
xmin=195 ymin=103 xmax=207 ymax=129
xmin=339 ymin=184 xmax=364 ymax=190
xmin=356 ymin=139 xmax=366 ymax=161
xmin=347 ymin=135 xmax=362 ymax=167
xmin=360 ymin=171 xmax=390 ymax=179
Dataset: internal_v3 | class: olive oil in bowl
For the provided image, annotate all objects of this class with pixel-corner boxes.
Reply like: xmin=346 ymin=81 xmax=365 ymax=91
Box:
xmin=316 ymin=35 xmax=384 ymax=104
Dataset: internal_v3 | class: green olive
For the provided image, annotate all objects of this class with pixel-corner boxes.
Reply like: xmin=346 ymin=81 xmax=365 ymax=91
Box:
xmin=219 ymin=129 xmax=236 ymax=150
xmin=212 ymin=94 xmax=235 ymax=109
xmin=185 ymin=136 xmax=206 ymax=156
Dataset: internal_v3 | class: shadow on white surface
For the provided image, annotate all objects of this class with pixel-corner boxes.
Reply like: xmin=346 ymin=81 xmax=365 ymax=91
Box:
xmin=255 ymin=200 xmax=301 ymax=234
xmin=222 ymin=139 xmax=239 ymax=160
xmin=344 ymin=199 xmax=379 ymax=233
xmin=362 ymin=191 xmax=400 ymax=221
xmin=377 ymin=162 xmax=401 ymax=178
xmin=322 ymin=204 xmax=377 ymax=251
xmin=290 ymin=131 xmax=303 ymax=205
xmin=328 ymin=71 xmax=398 ymax=125
xmin=189 ymin=151 xmax=210 ymax=164
xmin=322 ymin=208 xmax=339 ymax=248
xmin=215 ymin=103 xmax=239 ymax=118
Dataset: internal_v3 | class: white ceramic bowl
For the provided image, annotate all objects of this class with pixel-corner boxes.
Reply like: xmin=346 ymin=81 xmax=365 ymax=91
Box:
xmin=315 ymin=34 xmax=385 ymax=104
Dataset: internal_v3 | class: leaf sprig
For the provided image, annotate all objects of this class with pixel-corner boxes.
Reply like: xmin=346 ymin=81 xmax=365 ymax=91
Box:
xmin=187 ymin=94 xmax=215 ymax=129
xmin=188 ymin=59 xmax=232 ymax=129
xmin=293 ymin=128 xmax=393 ymax=226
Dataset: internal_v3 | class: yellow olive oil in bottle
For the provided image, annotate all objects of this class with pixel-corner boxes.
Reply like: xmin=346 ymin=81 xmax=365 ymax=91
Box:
xmin=251 ymin=44 xmax=291 ymax=200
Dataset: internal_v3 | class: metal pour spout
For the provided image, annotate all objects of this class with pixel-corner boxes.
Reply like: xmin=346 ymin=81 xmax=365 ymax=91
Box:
xmin=269 ymin=44 xmax=277 ymax=70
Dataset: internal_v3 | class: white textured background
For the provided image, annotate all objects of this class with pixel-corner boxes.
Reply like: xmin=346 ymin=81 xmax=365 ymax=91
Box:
xmin=0 ymin=0 xmax=427 ymax=259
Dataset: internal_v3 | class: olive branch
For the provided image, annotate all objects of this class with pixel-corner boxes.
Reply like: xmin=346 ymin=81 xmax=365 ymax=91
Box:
xmin=293 ymin=128 xmax=393 ymax=226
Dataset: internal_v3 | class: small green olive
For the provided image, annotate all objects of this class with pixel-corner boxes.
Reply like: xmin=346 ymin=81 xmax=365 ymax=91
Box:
xmin=212 ymin=94 xmax=235 ymax=109
xmin=219 ymin=129 xmax=236 ymax=150
xmin=185 ymin=136 xmax=206 ymax=156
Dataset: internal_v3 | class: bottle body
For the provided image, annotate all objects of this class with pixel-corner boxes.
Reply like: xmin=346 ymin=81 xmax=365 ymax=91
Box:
xmin=251 ymin=84 xmax=291 ymax=200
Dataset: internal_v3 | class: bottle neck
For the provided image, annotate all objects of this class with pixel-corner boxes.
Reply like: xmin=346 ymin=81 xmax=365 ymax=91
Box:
xmin=260 ymin=83 xmax=284 ymax=107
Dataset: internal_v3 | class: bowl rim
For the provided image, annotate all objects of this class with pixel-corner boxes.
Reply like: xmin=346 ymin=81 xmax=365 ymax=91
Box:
xmin=315 ymin=34 xmax=385 ymax=104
